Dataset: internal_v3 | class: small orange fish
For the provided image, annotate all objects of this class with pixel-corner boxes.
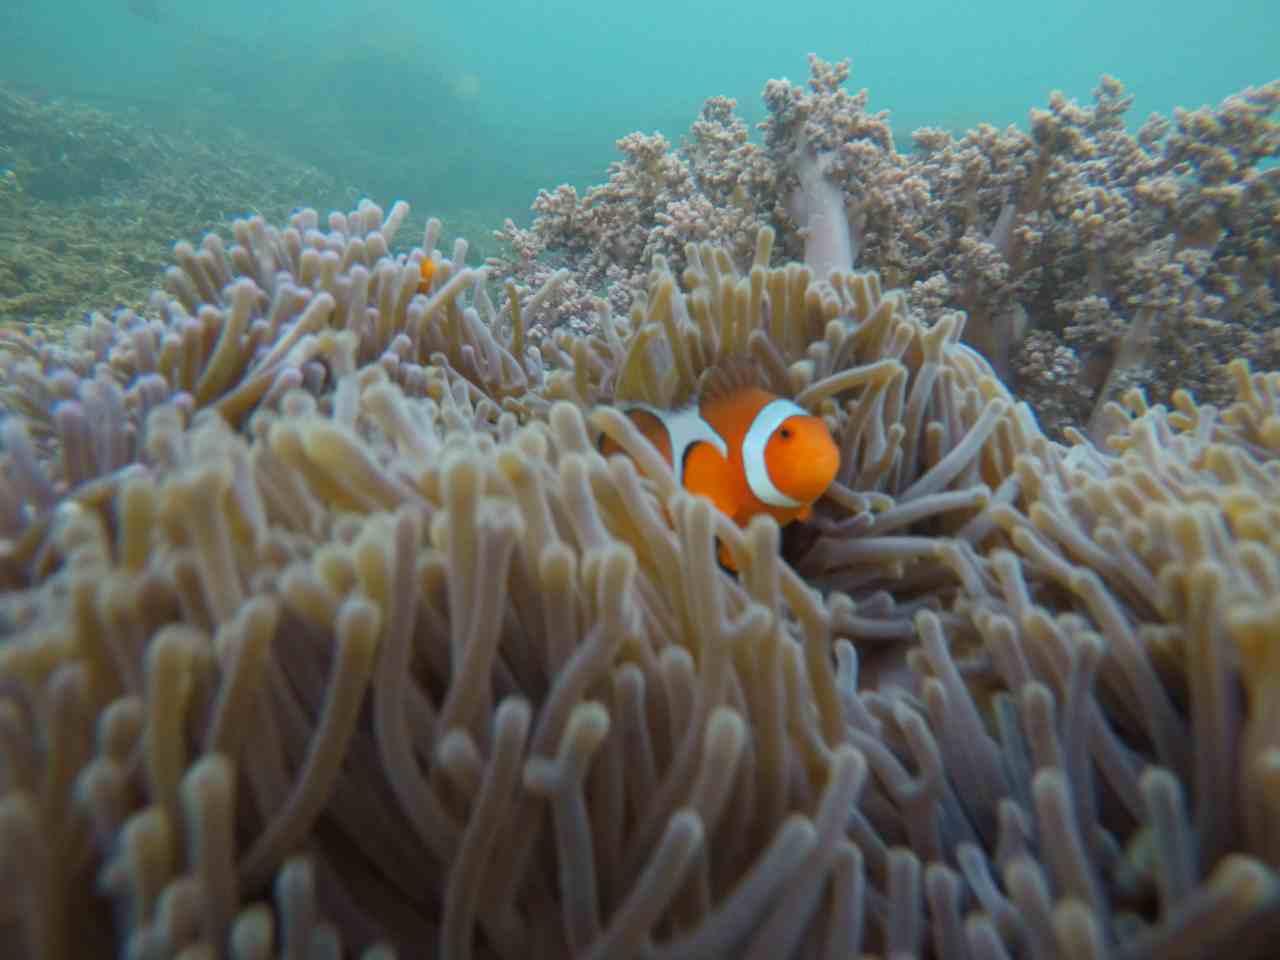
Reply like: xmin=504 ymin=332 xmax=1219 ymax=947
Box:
xmin=599 ymin=383 xmax=840 ymax=569
xmin=418 ymin=257 xmax=436 ymax=294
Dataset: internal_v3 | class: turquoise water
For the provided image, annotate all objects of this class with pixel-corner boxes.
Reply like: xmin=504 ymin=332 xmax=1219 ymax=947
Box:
xmin=2 ymin=0 xmax=1276 ymax=225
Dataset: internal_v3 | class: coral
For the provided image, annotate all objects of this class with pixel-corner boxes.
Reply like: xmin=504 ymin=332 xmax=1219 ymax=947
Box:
xmin=491 ymin=101 xmax=779 ymax=329
xmin=499 ymin=56 xmax=1280 ymax=439
xmin=0 ymin=82 xmax=354 ymax=330
xmin=1 ymin=197 xmax=1279 ymax=959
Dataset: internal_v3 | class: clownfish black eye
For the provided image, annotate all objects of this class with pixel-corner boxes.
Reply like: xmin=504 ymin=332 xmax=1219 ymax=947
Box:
xmin=779 ymin=428 xmax=792 ymax=439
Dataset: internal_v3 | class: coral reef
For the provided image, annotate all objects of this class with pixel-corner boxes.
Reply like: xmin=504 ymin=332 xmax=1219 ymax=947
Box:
xmin=496 ymin=56 xmax=1280 ymax=439
xmin=1 ymin=193 xmax=1278 ymax=959
xmin=0 ymin=83 xmax=355 ymax=329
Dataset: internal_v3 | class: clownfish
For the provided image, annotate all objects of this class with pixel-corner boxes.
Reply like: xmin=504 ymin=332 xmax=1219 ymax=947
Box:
xmin=418 ymin=257 xmax=436 ymax=294
xmin=599 ymin=383 xmax=840 ymax=570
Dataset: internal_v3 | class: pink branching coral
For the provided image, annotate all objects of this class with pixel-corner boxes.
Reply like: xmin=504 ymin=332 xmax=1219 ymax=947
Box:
xmin=498 ymin=55 xmax=1280 ymax=439
xmin=492 ymin=109 xmax=777 ymax=331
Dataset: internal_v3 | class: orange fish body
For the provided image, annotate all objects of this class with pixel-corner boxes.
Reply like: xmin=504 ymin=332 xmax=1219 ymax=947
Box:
xmin=599 ymin=386 xmax=840 ymax=568
xmin=418 ymin=257 xmax=436 ymax=294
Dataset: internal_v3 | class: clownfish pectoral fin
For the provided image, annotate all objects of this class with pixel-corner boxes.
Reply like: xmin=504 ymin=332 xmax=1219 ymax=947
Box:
xmin=796 ymin=504 xmax=813 ymax=522
xmin=682 ymin=441 xmax=742 ymax=573
xmin=681 ymin=441 xmax=738 ymax=520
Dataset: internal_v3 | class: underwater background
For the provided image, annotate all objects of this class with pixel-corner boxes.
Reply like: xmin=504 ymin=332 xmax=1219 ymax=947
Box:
xmin=2 ymin=0 xmax=1276 ymax=239
xmin=3 ymin=3 xmax=1280 ymax=959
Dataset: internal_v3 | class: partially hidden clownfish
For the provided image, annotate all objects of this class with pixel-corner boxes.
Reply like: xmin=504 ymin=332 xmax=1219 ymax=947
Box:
xmin=418 ymin=256 xmax=436 ymax=294
xmin=598 ymin=382 xmax=840 ymax=571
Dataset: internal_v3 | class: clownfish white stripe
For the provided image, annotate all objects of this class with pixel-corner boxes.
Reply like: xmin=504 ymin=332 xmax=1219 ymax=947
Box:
xmin=623 ymin=402 xmax=728 ymax=487
xmin=598 ymin=382 xmax=840 ymax=572
xmin=741 ymin=398 xmax=807 ymax=508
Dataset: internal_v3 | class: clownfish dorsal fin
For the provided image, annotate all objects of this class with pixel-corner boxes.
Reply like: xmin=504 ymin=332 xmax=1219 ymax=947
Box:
xmin=696 ymin=356 xmax=762 ymax=408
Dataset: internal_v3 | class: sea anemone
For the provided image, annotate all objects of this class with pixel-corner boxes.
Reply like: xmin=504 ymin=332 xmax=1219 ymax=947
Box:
xmin=1 ymin=199 xmax=1277 ymax=959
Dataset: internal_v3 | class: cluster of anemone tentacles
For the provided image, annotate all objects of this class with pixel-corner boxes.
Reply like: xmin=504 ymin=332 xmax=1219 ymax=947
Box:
xmin=0 ymin=200 xmax=1278 ymax=959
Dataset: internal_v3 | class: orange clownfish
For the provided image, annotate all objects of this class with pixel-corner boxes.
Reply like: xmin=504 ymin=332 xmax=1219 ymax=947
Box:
xmin=599 ymin=384 xmax=840 ymax=570
xmin=418 ymin=256 xmax=436 ymax=294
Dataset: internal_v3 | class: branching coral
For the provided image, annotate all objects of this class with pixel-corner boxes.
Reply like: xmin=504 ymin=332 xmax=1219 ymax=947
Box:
xmin=497 ymin=55 xmax=1280 ymax=439
xmin=1 ymin=198 xmax=1279 ymax=959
